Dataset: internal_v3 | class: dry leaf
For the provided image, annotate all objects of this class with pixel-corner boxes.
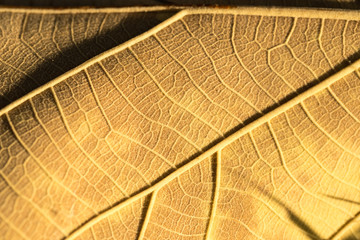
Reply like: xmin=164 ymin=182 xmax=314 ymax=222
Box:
xmin=1 ymin=0 xmax=360 ymax=9
xmin=1 ymin=7 xmax=360 ymax=240
xmin=0 ymin=7 xmax=178 ymax=109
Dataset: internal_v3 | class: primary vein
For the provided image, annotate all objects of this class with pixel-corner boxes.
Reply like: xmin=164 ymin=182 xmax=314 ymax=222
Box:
xmin=65 ymin=42 xmax=360 ymax=240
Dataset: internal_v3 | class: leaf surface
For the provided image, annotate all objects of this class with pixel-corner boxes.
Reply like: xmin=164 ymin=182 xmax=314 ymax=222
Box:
xmin=0 ymin=7 xmax=177 ymax=109
xmin=1 ymin=0 xmax=360 ymax=9
xmin=1 ymin=7 xmax=360 ymax=240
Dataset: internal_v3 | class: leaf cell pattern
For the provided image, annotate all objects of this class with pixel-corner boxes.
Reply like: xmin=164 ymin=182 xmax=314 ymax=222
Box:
xmin=0 ymin=8 xmax=360 ymax=240
xmin=0 ymin=9 xmax=176 ymax=109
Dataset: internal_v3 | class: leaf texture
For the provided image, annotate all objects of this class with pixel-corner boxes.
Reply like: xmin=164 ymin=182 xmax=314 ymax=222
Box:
xmin=1 ymin=0 xmax=360 ymax=9
xmin=1 ymin=7 xmax=360 ymax=240
xmin=0 ymin=7 xmax=177 ymax=109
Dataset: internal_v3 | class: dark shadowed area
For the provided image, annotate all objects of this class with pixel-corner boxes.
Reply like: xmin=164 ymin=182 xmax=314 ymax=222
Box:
xmin=0 ymin=10 xmax=177 ymax=109
xmin=0 ymin=0 xmax=359 ymax=8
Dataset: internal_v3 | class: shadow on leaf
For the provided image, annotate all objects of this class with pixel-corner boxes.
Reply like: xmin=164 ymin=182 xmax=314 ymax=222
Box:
xmin=257 ymin=186 xmax=322 ymax=240
xmin=324 ymin=194 xmax=360 ymax=206
xmin=341 ymin=226 xmax=360 ymax=240
xmin=0 ymin=0 xmax=360 ymax=9
xmin=0 ymin=10 xmax=177 ymax=109
xmin=324 ymin=195 xmax=360 ymax=240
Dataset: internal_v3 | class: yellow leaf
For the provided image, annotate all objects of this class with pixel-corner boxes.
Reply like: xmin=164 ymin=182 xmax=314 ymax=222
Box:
xmin=0 ymin=7 xmax=360 ymax=240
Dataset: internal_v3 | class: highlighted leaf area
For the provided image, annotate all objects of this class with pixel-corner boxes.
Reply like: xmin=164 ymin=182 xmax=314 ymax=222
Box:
xmin=0 ymin=8 xmax=360 ymax=240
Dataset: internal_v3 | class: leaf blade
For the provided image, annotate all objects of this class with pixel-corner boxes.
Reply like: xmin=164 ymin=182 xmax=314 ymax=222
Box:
xmin=1 ymin=7 xmax=360 ymax=239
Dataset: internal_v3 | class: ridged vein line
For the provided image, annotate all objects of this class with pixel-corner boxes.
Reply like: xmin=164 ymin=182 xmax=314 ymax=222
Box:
xmin=5 ymin=113 xmax=97 ymax=214
xmin=64 ymin=42 xmax=360 ymax=240
xmin=138 ymin=191 xmax=158 ymax=240
xmin=205 ymin=151 xmax=221 ymax=240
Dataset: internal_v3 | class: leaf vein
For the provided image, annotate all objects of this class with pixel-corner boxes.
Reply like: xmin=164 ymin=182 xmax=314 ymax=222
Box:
xmin=180 ymin=18 xmax=262 ymax=113
xmin=50 ymin=86 xmax=128 ymax=200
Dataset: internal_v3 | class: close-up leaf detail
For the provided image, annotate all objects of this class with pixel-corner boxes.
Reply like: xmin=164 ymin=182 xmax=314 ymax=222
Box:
xmin=0 ymin=8 xmax=177 ymax=109
xmin=1 ymin=0 xmax=360 ymax=9
xmin=0 ymin=7 xmax=360 ymax=240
